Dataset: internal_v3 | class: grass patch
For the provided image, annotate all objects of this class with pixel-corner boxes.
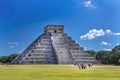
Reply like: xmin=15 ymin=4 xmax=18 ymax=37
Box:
xmin=0 ymin=65 xmax=120 ymax=80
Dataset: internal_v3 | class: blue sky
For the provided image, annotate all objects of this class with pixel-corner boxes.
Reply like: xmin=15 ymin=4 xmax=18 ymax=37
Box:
xmin=0 ymin=0 xmax=120 ymax=56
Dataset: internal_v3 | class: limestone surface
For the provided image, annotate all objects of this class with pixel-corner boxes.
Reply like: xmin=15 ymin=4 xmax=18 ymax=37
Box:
xmin=12 ymin=25 xmax=98 ymax=64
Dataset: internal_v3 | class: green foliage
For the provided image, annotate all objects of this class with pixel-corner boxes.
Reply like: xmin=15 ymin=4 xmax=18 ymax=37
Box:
xmin=0 ymin=56 xmax=8 ymax=63
xmin=96 ymin=51 xmax=112 ymax=64
xmin=7 ymin=54 xmax=19 ymax=63
xmin=86 ymin=44 xmax=120 ymax=65
xmin=112 ymin=45 xmax=120 ymax=53
xmin=0 ymin=54 xmax=19 ymax=63
xmin=86 ymin=50 xmax=96 ymax=57
xmin=96 ymin=45 xmax=120 ymax=65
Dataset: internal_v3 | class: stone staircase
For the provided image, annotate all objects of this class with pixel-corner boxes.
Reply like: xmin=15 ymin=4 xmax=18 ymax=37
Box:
xmin=51 ymin=33 xmax=73 ymax=64
xmin=12 ymin=25 xmax=99 ymax=64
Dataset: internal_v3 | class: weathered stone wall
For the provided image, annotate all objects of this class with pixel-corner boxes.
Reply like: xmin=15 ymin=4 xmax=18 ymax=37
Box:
xmin=44 ymin=25 xmax=64 ymax=33
xmin=12 ymin=25 xmax=98 ymax=64
xmin=51 ymin=33 xmax=73 ymax=64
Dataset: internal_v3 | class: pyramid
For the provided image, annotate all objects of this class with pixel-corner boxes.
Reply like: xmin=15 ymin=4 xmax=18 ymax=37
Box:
xmin=12 ymin=25 xmax=98 ymax=64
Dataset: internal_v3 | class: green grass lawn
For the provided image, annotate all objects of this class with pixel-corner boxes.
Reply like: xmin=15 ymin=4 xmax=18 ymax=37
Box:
xmin=0 ymin=65 xmax=120 ymax=80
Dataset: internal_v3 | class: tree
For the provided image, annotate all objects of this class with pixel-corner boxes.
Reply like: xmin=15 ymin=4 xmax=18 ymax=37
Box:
xmin=0 ymin=56 xmax=8 ymax=63
xmin=7 ymin=54 xmax=19 ymax=63
xmin=96 ymin=51 xmax=111 ymax=64
xmin=112 ymin=45 xmax=120 ymax=64
xmin=0 ymin=53 xmax=19 ymax=63
xmin=95 ymin=44 xmax=120 ymax=65
xmin=112 ymin=45 xmax=120 ymax=53
xmin=86 ymin=50 xmax=97 ymax=57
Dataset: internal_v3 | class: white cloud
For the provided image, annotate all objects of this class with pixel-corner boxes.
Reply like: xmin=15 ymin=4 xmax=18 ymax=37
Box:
xmin=80 ymin=29 xmax=120 ymax=40
xmin=8 ymin=41 xmax=19 ymax=48
xmin=80 ymin=29 xmax=105 ymax=40
xmin=73 ymin=0 xmax=96 ymax=9
xmin=113 ymin=32 xmax=120 ymax=36
xmin=105 ymin=29 xmax=112 ymax=34
xmin=8 ymin=42 xmax=19 ymax=45
xmin=116 ymin=43 xmax=120 ymax=46
xmin=105 ymin=29 xmax=120 ymax=36
xmin=103 ymin=49 xmax=112 ymax=51
xmin=83 ymin=0 xmax=95 ymax=9
xmin=100 ymin=41 xmax=111 ymax=46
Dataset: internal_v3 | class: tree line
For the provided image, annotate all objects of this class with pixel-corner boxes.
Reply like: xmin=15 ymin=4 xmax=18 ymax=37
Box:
xmin=86 ymin=45 xmax=120 ymax=65
xmin=0 ymin=45 xmax=120 ymax=65
xmin=0 ymin=54 xmax=19 ymax=64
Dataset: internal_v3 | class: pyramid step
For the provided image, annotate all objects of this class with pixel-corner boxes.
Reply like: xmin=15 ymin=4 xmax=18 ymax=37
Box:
xmin=12 ymin=25 xmax=99 ymax=64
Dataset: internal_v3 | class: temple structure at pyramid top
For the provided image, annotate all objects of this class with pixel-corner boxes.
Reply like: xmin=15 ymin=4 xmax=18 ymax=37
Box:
xmin=12 ymin=25 xmax=99 ymax=64
xmin=44 ymin=25 xmax=64 ymax=33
